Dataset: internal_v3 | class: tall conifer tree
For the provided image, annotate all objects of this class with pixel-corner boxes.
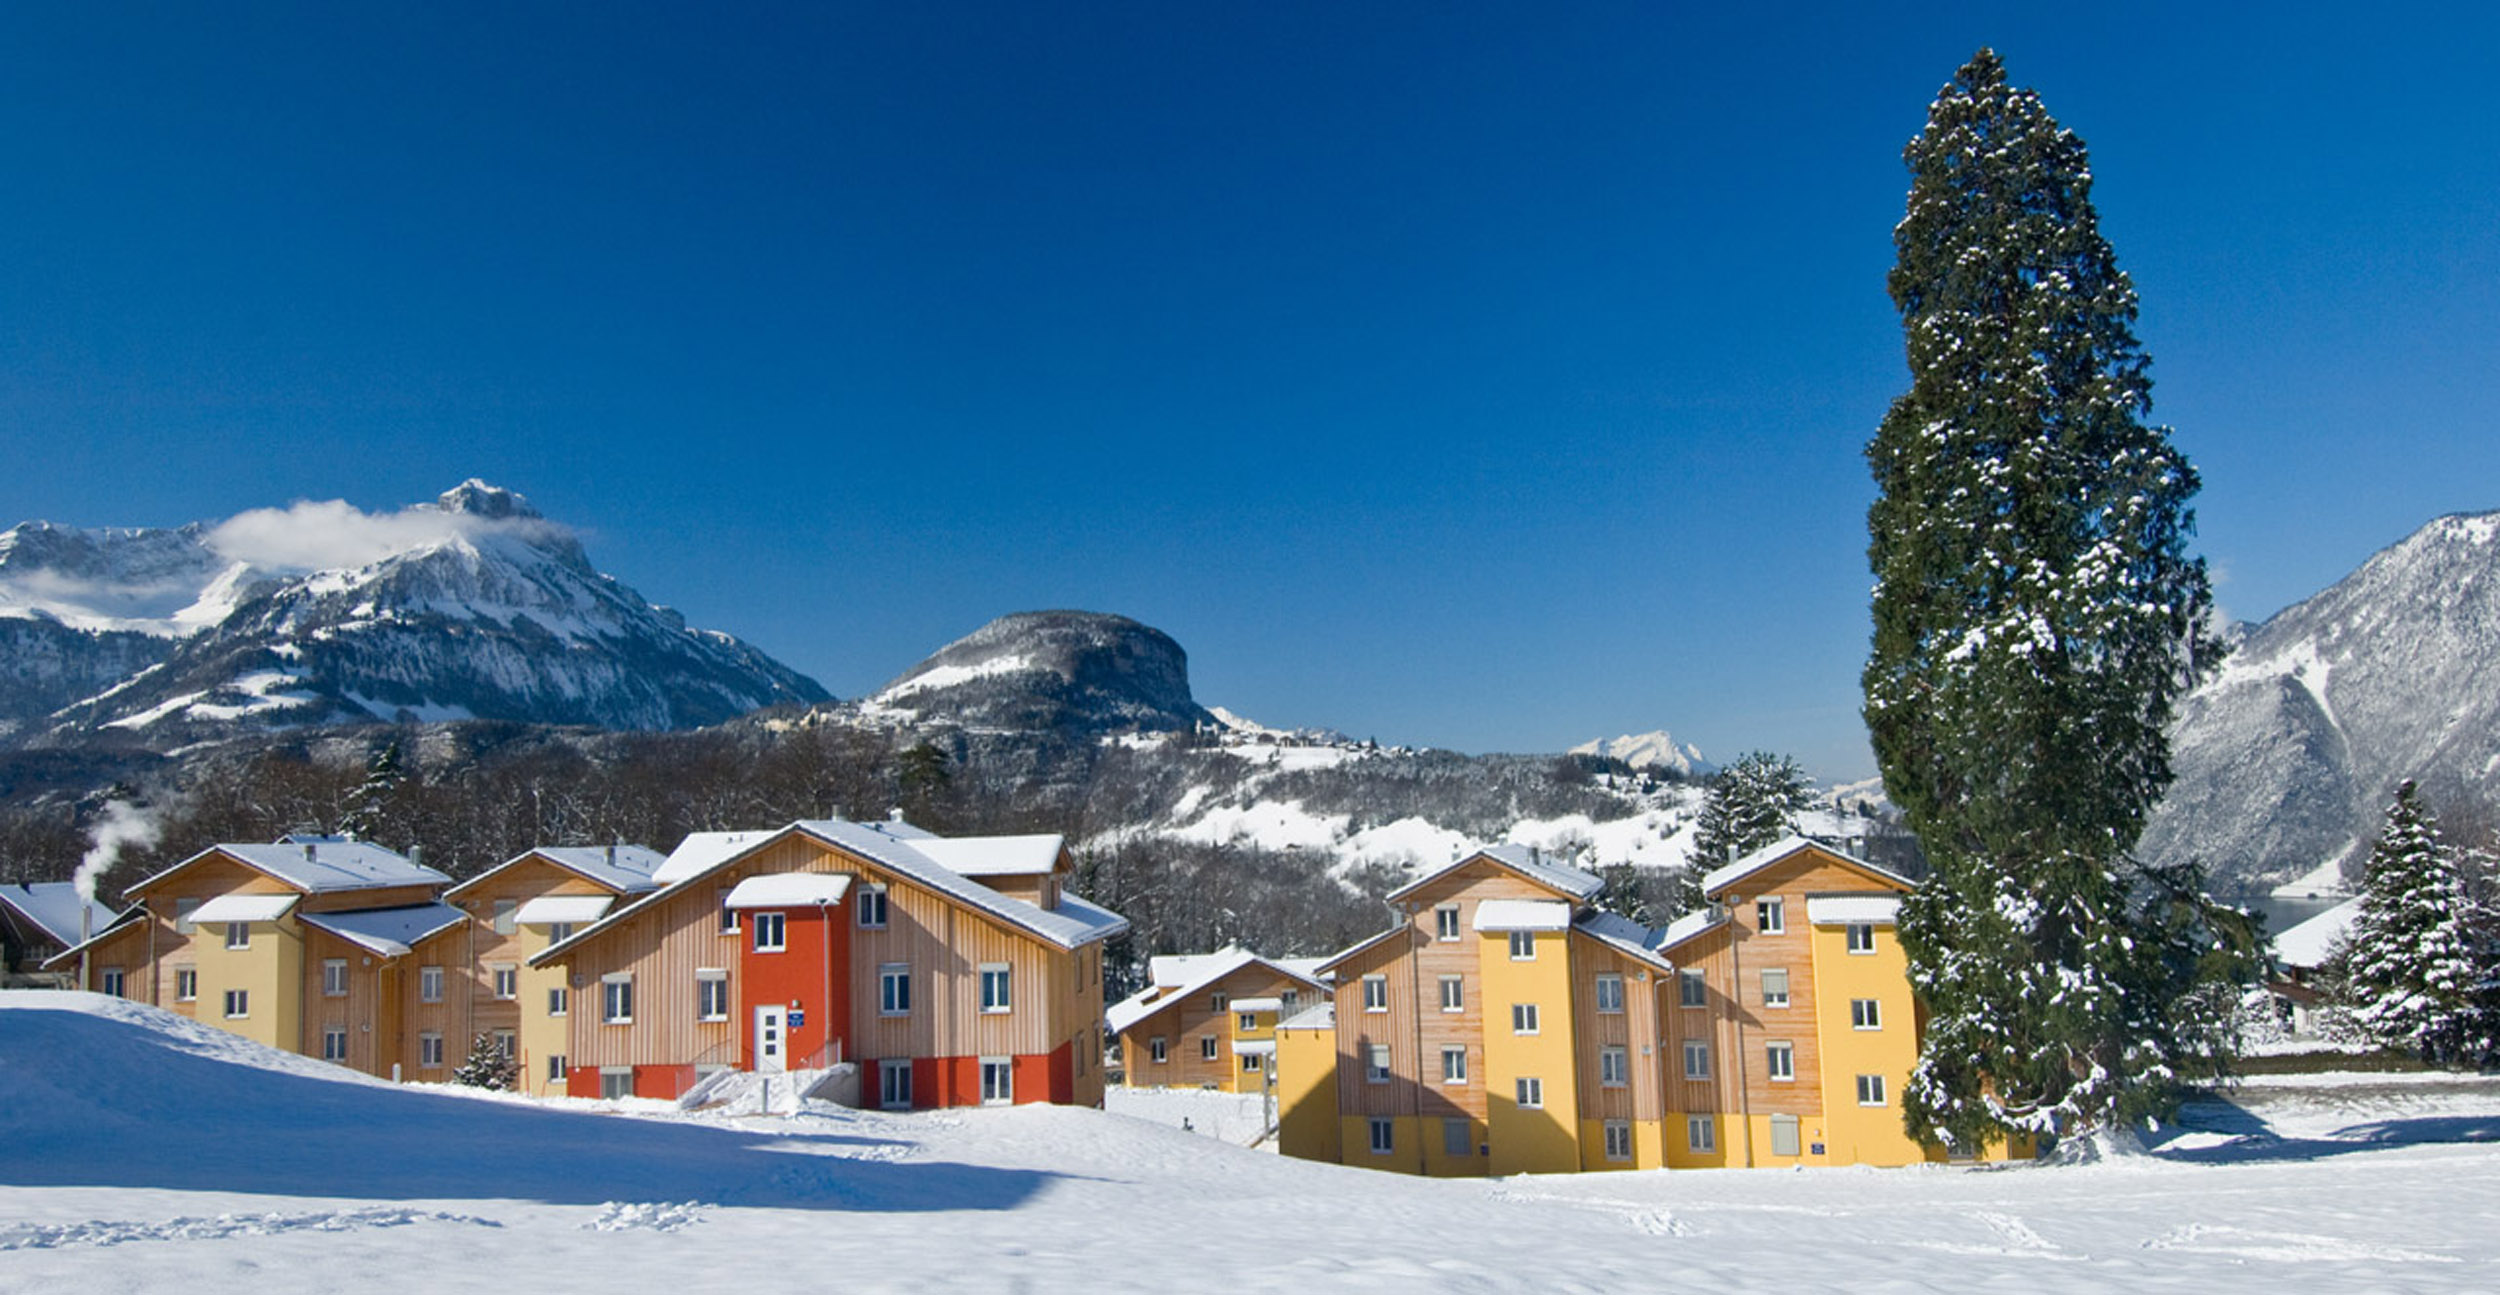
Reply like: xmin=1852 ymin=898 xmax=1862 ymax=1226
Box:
xmin=2334 ymin=783 xmax=2499 ymax=1065
xmin=1864 ymin=50 xmax=2238 ymax=1147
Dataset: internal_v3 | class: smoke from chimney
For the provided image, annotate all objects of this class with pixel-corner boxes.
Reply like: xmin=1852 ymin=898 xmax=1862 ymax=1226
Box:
xmin=76 ymin=800 xmax=162 ymax=908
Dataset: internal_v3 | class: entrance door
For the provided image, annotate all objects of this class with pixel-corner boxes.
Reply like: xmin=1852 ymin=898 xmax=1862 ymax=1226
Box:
xmin=754 ymin=1005 xmax=787 ymax=1073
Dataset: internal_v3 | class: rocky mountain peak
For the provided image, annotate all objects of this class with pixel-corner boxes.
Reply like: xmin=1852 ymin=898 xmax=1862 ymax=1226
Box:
xmin=868 ymin=610 xmax=1212 ymax=736
xmin=432 ymin=480 xmax=541 ymax=522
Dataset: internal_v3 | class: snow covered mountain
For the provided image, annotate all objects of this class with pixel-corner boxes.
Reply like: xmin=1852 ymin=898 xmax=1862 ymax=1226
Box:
xmin=1570 ymin=730 xmax=1712 ymax=776
xmin=851 ymin=610 xmax=1214 ymax=739
xmin=1 ymin=482 xmax=827 ymax=747
xmin=2141 ymin=512 xmax=2500 ymax=898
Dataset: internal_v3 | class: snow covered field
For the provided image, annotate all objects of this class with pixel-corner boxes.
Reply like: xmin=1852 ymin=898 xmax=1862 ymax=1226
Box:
xmin=7 ymin=992 xmax=2499 ymax=1293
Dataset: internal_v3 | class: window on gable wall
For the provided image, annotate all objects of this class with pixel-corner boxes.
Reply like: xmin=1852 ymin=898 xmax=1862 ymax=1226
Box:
xmin=1439 ymin=975 xmax=1463 ymax=1012
xmin=1760 ymin=967 xmax=1789 ymax=1008
xmin=1595 ymin=973 xmax=1624 ymax=1013
xmin=857 ymin=885 xmax=888 ymax=928
xmin=1679 ymin=969 xmax=1707 ymax=1008
xmin=1435 ymin=904 xmax=1461 ymax=940
xmin=1756 ymin=899 xmax=1785 ymax=934
xmin=1361 ymin=976 xmax=1387 ymax=1012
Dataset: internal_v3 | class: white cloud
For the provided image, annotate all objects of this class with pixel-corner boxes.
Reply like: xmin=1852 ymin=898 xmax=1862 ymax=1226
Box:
xmin=203 ymin=499 xmax=561 ymax=573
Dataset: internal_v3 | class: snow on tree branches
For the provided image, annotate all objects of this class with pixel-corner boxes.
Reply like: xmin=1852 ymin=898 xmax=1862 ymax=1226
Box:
xmin=1864 ymin=50 xmax=2245 ymax=1150
xmin=2329 ymin=783 xmax=2500 ymax=1066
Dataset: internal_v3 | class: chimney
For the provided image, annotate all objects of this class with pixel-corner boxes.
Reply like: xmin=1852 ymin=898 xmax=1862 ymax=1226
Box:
xmin=409 ymin=844 xmax=424 ymax=870
xmin=605 ymin=843 xmax=617 ymax=866
xmin=303 ymin=842 xmax=317 ymax=863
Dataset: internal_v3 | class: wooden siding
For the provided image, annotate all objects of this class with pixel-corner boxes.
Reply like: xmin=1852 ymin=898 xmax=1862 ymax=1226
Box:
xmin=1566 ymin=934 xmax=1665 ymax=1123
xmin=1117 ymin=965 xmax=1310 ymax=1089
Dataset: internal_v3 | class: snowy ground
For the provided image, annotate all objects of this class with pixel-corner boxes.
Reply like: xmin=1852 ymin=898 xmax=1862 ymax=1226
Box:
xmin=7 ymin=992 xmax=2500 ymax=1293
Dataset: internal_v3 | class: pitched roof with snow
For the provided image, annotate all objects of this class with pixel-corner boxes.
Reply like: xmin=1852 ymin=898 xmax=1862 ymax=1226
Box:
xmin=36 ymin=906 xmax=150 ymax=970
xmin=1106 ymin=946 xmax=1328 ymax=1034
xmin=648 ymin=830 xmax=779 ymax=886
xmin=1700 ymin=835 xmax=1912 ymax=899
xmin=0 ymin=882 xmax=123 ymax=947
xmin=724 ymin=873 xmax=852 ymax=909
xmin=298 ymin=903 xmax=468 ymax=958
xmin=907 ymin=835 xmax=1065 ymax=878
xmin=448 ymin=845 xmax=665 ymax=900
xmin=2273 ymin=897 xmax=2364 ymax=970
xmin=513 ymin=895 xmax=614 ymax=925
xmin=1572 ymin=909 xmax=1677 ymax=971
xmin=1806 ymin=895 xmax=1903 ymax=926
xmin=189 ymin=893 xmax=299 ymax=924
xmin=1388 ymin=843 xmax=1603 ymax=904
xmin=1653 ymin=909 xmax=1728 ymax=953
xmin=131 ymin=839 xmax=448 ymax=899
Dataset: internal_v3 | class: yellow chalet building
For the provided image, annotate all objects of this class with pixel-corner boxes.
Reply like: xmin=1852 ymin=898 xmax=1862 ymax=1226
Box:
xmin=1106 ymin=947 xmax=1328 ymax=1092
xmin=440 ymin=844 xmax=664 ymax=1095
xmin=529 ymin=818 xmax=1128 ymax=1107
xmin=1278 ymin=837 xmax=2029 ymax=1176
xmin=46 ymin=835 xmax=466 ymax=1080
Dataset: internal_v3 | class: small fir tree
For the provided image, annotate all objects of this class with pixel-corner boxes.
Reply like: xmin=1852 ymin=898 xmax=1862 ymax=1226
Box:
xmin=452 ymin=1033 xmax=519 ymax=1090
xmin=1692 ymin=752 xmax=1816 ymax=867
xmin=2332 ymin=783 xmax=2500 ymax=1066
xmin=1864 ymin=50 xmax=2241 ymax=1148
xmin=338 ymin=740 xmax=407 ymax=841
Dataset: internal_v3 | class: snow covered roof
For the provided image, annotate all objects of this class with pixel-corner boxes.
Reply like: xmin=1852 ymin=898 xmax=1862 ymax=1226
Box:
xmin=724 ymin=873 xmax=852 ymax=909
xmin=36 ymin=906 xmax=149 ymax=970
xmin=1654 ymin=909 xmax=1728 ymax=953
xmin=513 ymin=895 xmax=614 ymax=925
xmin=1573 ymin=909 xmax=1676 ymax=971
xmin=189 ymin=893 xmax=300 ymax=924
xmin=298 ymin=903 xmax=468 ymax=958
xmin=1473 ymin=899 xmax=1573 ymax=932
xmin=0 ymin=882 xmax=122 ymax=947
xmin=1231 ymin=1039 xmax=1275 ymax=1057
xmin=1231 ymin=997 xmax=1283 ymax=1013
xmin=1315 ymin=924 xmax=1412 ymax=976
xmin=1388 ymin=843 xmax=1603 ymax=904
xmin=132 ymin=840 xmax=448 ymax=899
xmin=908 ymin=835 xmax=1064 ymax=878
xmin=1108 ymin=948 xmax=1328 ymax=1034
xmin=449 ymin=845 xmax=664 ymax=900
xmin=1700 ymin=835 xmax=1912 ymax=899
xmin=538 ymin=819 xmax=1128 ymax=968
xmin=1806 ymin=895 xmax=1902 ymax=926
xmin=2274 ymin=898 xmax=2364 ymax=970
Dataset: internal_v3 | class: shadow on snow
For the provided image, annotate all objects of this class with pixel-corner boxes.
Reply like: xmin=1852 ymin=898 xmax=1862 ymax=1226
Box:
xmin=2154 ymin=1091 xmax=2500 ymax=1166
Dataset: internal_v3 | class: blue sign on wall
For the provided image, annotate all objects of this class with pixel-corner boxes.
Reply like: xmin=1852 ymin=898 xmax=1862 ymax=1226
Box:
xmin=788 ymin=1009 xmax=805 ymax=1028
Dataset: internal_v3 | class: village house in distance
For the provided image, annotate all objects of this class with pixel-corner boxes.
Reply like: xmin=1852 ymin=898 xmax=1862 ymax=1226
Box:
xmin=1105 ymin=946 xmax=1329 ymax=1092
xmin=46 ymin=819 xmax=1129 ymax=1111
xmin=1275 ymin=837 xmax=2031 ymax=1172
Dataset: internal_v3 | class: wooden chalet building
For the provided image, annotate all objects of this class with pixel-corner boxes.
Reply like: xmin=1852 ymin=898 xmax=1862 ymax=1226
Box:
xmin=44 ymin=835 xmax=469 ymax=1080
xmin=1106 ymin=947 xmax=1328 ymax=1092
xmin=529 ymin=818 xmax=1128 ymax=1108
xmin=441 ymin=844 xmax=665 ymax=1095
xmin=1278 ymin=837 xmax=2030 ymax=1175
xmin=3 ymin=881 xmax=120 ymax=987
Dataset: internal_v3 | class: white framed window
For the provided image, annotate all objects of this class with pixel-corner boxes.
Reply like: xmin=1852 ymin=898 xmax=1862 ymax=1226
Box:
xmin=1687 ymin=1114 xmax=1716 ymax=1153
xmin=878 ymin=963 xmax=911 ymax=1015
xmin=175 ymin=966 xmax=197 ymax=1001
xmin=548 ymin=985 xmax=568 ymax=1016
xmin=1683 ymin=1039 xmax=1710 ymax=1079
xmin=225 ymin=921 xmax=250 ymax=951
xmin=1149 ymin=1036 xmax=1168 ymax=1063
xmin=879 ymin=1058 xmax=913 ymax=1110
xmin=1508 ymin=930 xmax=1536 ymax=961
xmin=1365 ymin=1043 xmax=1391 ymax=1083
xmin=419 ymin=1031 xmax=443 ymax=1069
xmin=321 ymin=1025 xmax=347 ymax=1061
xmin=753 ymin=911 xmax=786 ymax=953
xmin=1281 ymin=988 xmax=1300 ymax=1014
xmin=1756 ymin=898 xmax=1785 ymax=934
xmin=1441 ymin=1044 xmax=1468 ymax=1084
xmin=1511 ymin=1002 xmax=1540 ymax=1035
xmin=323 ymin=958 xmax=349 ymax=997
xmin=174 ymin=897 xmax=199 ymax=935
xmin=1361 ymin=975 xmax=1387 ymax=1012
xmin=1515 ymin=1076 xmax=1543 ymax=1109
xmin=1443 ymin=1117 xmax=1473 ymax=1157
xmin=1237 ymin=1011 xmax=1258 ymax=1031
xmin=493 ymin=1029 xmax=515 ymax=1058
xmin=979 ymin=963 xmax=1012 ymax=1014
xmin=223 ymin=988 xmax=249 ymax=1018
xmin=1435 ymin=904 xmax=1461 ymax=940
xmin=1439 ymin=974 xmax=1463 ymax=1013
xmin=1239 ymin=1052 xmax=1264 ymax=1074
xmin=1847 ymin=922 xmax=1877 ymax=954
xmin=1210 ymin=991 xmax=1229 ymax=1012
xmin=717 ymin=887 xmax=739 ymax=935
xmin=980 ymin=1057 xmax=1013 ymax=1105
xmin=1771 ymin=1113 xmax=1802 ymax=1156
xmin=1760 ymin=967 xmax=1790 ymax=1008
xmin=491 ymin=963 xmax=517 ymax=1000
xmin=492 ymin=899 xmax=517 ymax=936
xmin=1679 ymin=969 xmax=1707 ymax=1008
xmin=419 ymin=965 xmax=444 ymax=1003
xmin=100 ymin=967 xmax=125 ymax=997
xmin=1604 ymin=1119 xmax=1633 ymax=1161
xmin=1594 ymin=973 xmax=1624 ymax=1013
xmin=1201 ymin=1035 xmax=1219 ymax=1061
xmin=547 ymin=921 xmax=574 ymax=944
xmin=547 ymin=1054 xmax=568 ymax=1083
xmin=600 ymin=1067 xmax=633 ymax=1100
xmin=1766 ymin=1040 xmax=1795 ymax=1081
xmin=856 ymin=884 xmax=889 ymax=929
xmin=601 ymin=973 xmax=634 ymax=1024
xmin=1600 ymin=1045 xmax=1628 ymax=1087
xmin=1857 ymin=1073 xmax=1887 ymax=1106
xmin=1851 ymin=998 xmax=1882 ymax=1030
xmin=696 ymin=970 xmax=730 ymax=1021
xmin=1368 ymin=1117 xmax=1394 ymax=1155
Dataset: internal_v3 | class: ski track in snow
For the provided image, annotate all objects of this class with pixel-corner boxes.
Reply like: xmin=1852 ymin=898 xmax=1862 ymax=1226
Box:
xmin=0 ymin=1206 xmax=502 ymax=1251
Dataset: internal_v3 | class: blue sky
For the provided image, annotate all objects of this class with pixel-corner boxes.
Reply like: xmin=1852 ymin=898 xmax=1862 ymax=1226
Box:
xmin=3 ymin=4 xmax=2495 ymax=780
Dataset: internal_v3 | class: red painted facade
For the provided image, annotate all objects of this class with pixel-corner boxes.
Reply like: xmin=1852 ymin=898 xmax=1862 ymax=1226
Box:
xmin=737 ymin=904 xmax=853 ymax=1069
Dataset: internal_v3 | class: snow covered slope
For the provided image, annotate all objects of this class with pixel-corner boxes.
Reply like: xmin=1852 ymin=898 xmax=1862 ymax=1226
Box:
xmin=2 ymin=482 xmax=827 ymax=747
xmin=1570 ymin=730 xmax=1712 ymax=777
xmin=2142 ymin=512 xmax=2500 ymax=897
xmin=9 ymin=991 xmax=2500 ymax=1292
